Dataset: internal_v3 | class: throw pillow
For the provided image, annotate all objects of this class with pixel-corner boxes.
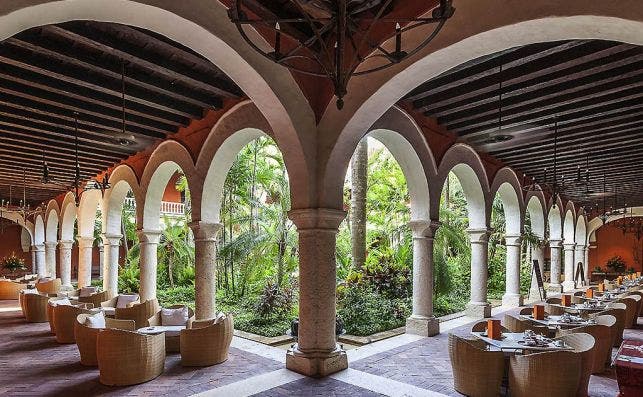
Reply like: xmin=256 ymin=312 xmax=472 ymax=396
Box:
xmin=84 ymin=311 xmax=106 ymax=329
xmin=79 ymin=286 xmax=97 ymax=298
xmin=116 ymin=294 xmax=139 ymax=309
xmin=51 ymin=298 xmax=71 ymax=307
xmin=161 ymin=306 xmax=189 ymax=326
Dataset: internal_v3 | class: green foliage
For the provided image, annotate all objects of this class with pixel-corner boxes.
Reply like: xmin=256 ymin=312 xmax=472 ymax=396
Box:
xmin=157 ymin=286 xmax=195 ymax=308
xmin=1 ymin=252 xmax=26 ymax=272
xmin=254 ymin=280 xmax=296 ymax=318
xmin=217 ymin=291 xmax=296 ymax=337
xmin=606 ymin=255 xmax=627 ymax=274
xmin=118 ymin=262 xmax=140 ymax=293
xmin=337 ymin=285 xmax=410 ymax=336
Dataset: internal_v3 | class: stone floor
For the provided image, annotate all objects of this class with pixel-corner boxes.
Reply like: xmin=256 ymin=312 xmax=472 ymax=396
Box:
xmin=0 ymin=300 xmax=639 ymax=397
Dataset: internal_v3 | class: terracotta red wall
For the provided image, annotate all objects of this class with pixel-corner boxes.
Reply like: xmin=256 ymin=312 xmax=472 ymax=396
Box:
xmin=162 ymin=172 xmax=182 ymax=203
xmin=589 ymin=225 xmax=642 ymax=272
xmin=0 ymin=224 xmax=32 ymax=277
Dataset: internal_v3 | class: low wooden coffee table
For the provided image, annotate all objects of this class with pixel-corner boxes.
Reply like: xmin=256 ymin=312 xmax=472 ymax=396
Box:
xmin=137 ymin=325 xmax=186 ymax=353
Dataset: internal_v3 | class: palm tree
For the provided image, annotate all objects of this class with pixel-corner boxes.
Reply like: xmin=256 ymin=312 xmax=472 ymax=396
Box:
xmin=158 ymin=216 xmax=193 ymax=288
xmin=350 ymin=138 xmax=368 ymax=270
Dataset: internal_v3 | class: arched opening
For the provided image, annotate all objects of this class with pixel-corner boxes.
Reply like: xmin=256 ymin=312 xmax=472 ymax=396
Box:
xmin=562 ymin=209 xmax=576 ymax=290
xmin=525 ymin=195 xmax=547 ymax=299
xmin=0 ymin=215 xmax=33 ymax=278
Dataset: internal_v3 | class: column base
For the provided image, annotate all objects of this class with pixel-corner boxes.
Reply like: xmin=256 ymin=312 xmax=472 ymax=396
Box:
xmin=501 ymin=293 xmax=524 ymax=307
xmin=465 ymin=302 xmax=491 ymax=318
xmin=286 ymin=345 xmax=348 ymax=378
xmin=406 ymin=315 xmax=440 ymax=337
xmin=562 ymin=281 xmax=576 ymax=292
xmin=528 ymin=287 xmax=546 ymax=302
xmin=548 ymin=284 xmax=563 ymax=293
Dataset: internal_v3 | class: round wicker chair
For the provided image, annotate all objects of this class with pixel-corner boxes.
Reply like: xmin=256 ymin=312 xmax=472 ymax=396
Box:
xmin=23 ymin=293 xmax=50 ymax=323
xmin=448 ymin=333 xmax=504 ymax=397
xmin=546 ymin=298 xmax=565 ymax=315
xmin=47 ymin=297 xmax=74 ymax=334
xmin=599 ymin=304 xmax=626 ymax=346
xmin=618 ymin=297 xmax=638 ymax=329
xmin=0 ymin=280 xmax=27 ymax=300
xmin=503 ymin=313 xmax=548 ymax=336
xmin=470 ymin=320 xmax=509 ymax=333
xmin=519 ymin=307 xmax=533 ymax=315
xmin=97 ymin=329 xmax=166 ymax=386
xmin=75 ymin=314 xmax=136 ymax=366
xmin=147 ymin=305 xmax=195 ymax=352
xmin=558 ymin=322 xmax=609 ymax=374
xmin=35 ymin=278 xmax=61 ymax=295
xmin=626 ymin=291 xmax=642 ymax=317
xmin=115 ymin=298 xmax=159 ymax=329
xmin=53 ymin=304 xmax=94 ymax=344
xmin=180 ymin=315 xmax=234 ymax=367
xmin=509 ymin=350 xmax=581 ymax=397
xmin=78 ymin=290 xmax=111 ymax=308
xmin=553 ymin=333 xmax=595 ymax=397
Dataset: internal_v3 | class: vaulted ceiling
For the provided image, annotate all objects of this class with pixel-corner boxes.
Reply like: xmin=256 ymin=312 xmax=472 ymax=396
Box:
xmin=406 ymin=39 xmax=643 ymax=210
xmin=0 ymin=21 xmax=243 ymax=206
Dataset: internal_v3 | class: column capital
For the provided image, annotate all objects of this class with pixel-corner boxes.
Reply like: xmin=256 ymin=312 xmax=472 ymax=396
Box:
xmin=76 ymin=236 xmax=95 ymax=249
xmin=288 ymin=208 xmax=346 ymax=231
xmin=32 ymin=244 xmax=45 ymax=251
xmin=549 ymin=239 xmax=563 ymax=248
xmin=102 ymin=233 xmax=123 ymax=245
xmin=137 ymin=229 xmax=161 ymax=244
xmin=189 ymin=221 xmax=223 ymax=241
xmin=575 ymin=244 xmax=586 ymax=250
xmin=44 ymin=241 xmax=58 ymax=248
xmin=408 ymin=220 xmax=441 ymax=238
xmin=562 ymin=242 xmax=576 ymax=250
xmin=504 ymin=234 xmax=522 ymax=247
xmin=466 ymin=228 xmax=491 ymax=244
xmin=57 ymin=240 xmax=74 ymax=250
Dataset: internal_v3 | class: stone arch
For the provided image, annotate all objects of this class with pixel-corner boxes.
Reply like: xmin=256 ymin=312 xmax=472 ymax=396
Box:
xmin=563 ymin=209 xmax=576 ymax=244
xmin=140 ymin=140 xmax=196 ymax=230
xmin=0 ymin=0 xmax=315 ymax=209
xmin=60 ymin=192 xmax=77 ymax=241
xmin=45 ymin=209 xmax=59 ymax=243
xmin=77 ymin=189 xmax=102 ymax=238
xmin=575 ymin=212 xmax=588 ymax=246
xmin=490 ymin=168 xmax=525 ymax=235
xmin=525 ymin=193 xmax=546 ymax=239
xmin=547 ymin=195 xmax=565 ymax=240
xmin=587 ymin=206 xmax=643 ymax=237
xmin=434 ymin=144 xmax=489 ymax=229
xmin=318 ymin=7 xmax=643 ymax=208
xmin=195 ymin=101 xmax=273 ymax=224
xmin=103 ymin=164 xmax=141 ymax=236
xmin=0 ymin=211 xmax=34 ymax=242
xmin=33 ymin=214 xmax=45 ymax=245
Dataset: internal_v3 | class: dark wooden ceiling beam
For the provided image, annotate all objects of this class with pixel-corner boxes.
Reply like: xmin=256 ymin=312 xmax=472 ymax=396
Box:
xmin=0 ymin=143 xmax=115 ymax=168
xmin=42 ymin=25 xmax=239 ymax=99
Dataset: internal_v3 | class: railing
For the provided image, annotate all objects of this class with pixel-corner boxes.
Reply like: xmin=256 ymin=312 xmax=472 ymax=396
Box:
xmin=123 ymin=197 xmax=185 ymax=216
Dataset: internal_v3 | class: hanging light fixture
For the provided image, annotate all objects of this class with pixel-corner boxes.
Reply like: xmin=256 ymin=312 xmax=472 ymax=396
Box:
xmin=0 ymin=169 xmax=40 ymax=218
xmin=228 ymin=0 xmax=455 ymax=109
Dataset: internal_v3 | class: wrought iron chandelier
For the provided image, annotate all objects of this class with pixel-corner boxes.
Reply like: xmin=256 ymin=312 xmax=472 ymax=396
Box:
xmin=612 ymin=208 xmax=643 ymax=240
xmin=228 ymin=0 xmax=455 ymax=109
xmin=0 ymin=169 xmax=41 ymax=219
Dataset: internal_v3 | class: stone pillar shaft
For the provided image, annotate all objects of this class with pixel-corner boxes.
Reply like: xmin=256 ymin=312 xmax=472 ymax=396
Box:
xmin=549 ymin=239 xmax=563 ymax=292
xmin=502 ymin=235 xmax=523 ymax=306
xmin=406 ymin=220 xmax=440 ymax=336
xmin=103 ymin=234 xmax=122 ymax=297
xmin=44 ymin=241 xmax=57 ymax=278
xmin=33 ymin=244 xmax=45 ymax=278
xmin=31 ymin=248 xmax=36 ymax=274
xmin=189 ymin=221 xmax=223 ymax=320
xmin=137 ymin=229 xmax=161 ymax=301
xmin=286 ymin=208 xmax=347 ymax=378
xmin=77 ymin=237 xmax=94 ymax=288
xmin=562 ymin=243 xmax=576 ymax=291
xmin=466 ymin=228 xmax=491 ymax=318
xmin=58 ymin=240 xmax=74 ymax=287
xmin=529 ymin=243 xmax=545 ymax=300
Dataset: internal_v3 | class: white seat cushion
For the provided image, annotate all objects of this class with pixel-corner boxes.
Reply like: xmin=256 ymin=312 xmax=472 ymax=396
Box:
xmin=79 ymin=286 xmax=97 ymax=298
xmin=116 ymin=294 xmax=139 ymax=309
xmin=84 ymin=311 xmax=106 ymax=329
xmin=102 ymin=307 xmax=116 ymax=316
xmin=214 ymin=312 xmax=226 ymax=324
xmin=161 ymin=307 xmax=189 ymax=326
xmin=50 ymin=298 xmax=71 ymax=307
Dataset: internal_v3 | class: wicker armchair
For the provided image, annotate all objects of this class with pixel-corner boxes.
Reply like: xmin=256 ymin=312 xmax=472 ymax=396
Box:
xmin=115 ymin=298 xmax=159 ymax=329
xmin=519 ymin=307 xmax=533 ymax=315
xmin=546 ymin=298 xmax=565 ymax=315
xmin=47 ymin=297 xmax=69 ymax=334
xmin=557 ymin=320 xmax=612 ymax=374
xmin=75 ymin=314 xmax=136 ymax=366
xmin=509 ymin=351 xmax=581 ymax=397
xmin=598 ymin=304 xmax=626 ymax=346
xmin=35 ymin=278 xmax=61 ymax=294
xmin=552 ymin=333 xmax=595 ymax=397
xmin=503 ymin=313 xmax=548 ymax=335
xmin=53 ymin=304 xmax=94 ymax=344
xmin=470 ymin=320 xmax=509 ymax=333
xmin=626 ymin=291 xmax=642 ymax=317
xmin=79 ymin=290 xmax=111 ymax=308
xmin=0 ymin=280 xmax=27 ymax=300
xmin=148 ymin=305 xmax=195 ymax=352
xmin=23 ymin=293 xmax=50 ymax=322
xmin=96 ymin=329 xmax=166 ymax=386
xmin=448 ymin=333 xmax=504 ymax=397
xmin=619 ymin=297 xmax=639 ymax=328
xmin=180 ymin=315 xmax=234 ymax=367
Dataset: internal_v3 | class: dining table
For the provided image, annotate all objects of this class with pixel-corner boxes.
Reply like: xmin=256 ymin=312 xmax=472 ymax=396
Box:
xmin=520 ymin=314 xmax=594 ymax=329
xmin=614 ymin=339 xmax=643 ymax=397
xmin=470 ymin=331 xmax=574 ymax=353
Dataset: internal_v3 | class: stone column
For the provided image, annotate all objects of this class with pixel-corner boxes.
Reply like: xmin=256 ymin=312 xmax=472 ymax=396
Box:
xmin=562 ymin=242 xmax=576 ymax=291
xmin=584 ymin=247 xmax=590 ymax=284
xmin=30 ymin=247 xmax=37 ymax=274
xmin=406 ymin=220 xmax=440 ymax=336
xmin=58 ymin=240 xmax=74 ymax=288
xmin=102 ymin=234 xmax=122 ymax=297
xmin=502 ymin=234 xmax=523 ymax=307
xmin=466 ymin=228 xmax=491 ymax=318
xmin=137 ymin=229 xmax=161 ymax=301
xmin=548 ymin=239 xmax=563 ymax=292
xmin=77 ymin=237 xmax=94 ymax=288
xmin=33 ymin=244 xmax=45 ymax=278
xmin=44 ymin=241 xmax=58 ymax=278
xmin=529 ymin=243 xmax=546 ymax=300
xmin=98 ymin=244 xmax=104 ymax=279
xmin=189 ymin=221 xmax=223 ymax=320
xmin=575 ymin=244 xmax=587 ymax=286
xmin=286 ymin=208 xmax=347 ymax=377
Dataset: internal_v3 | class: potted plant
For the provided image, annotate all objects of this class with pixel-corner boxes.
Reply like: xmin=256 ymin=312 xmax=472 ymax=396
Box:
xmin=606 ymin=255 xmax=627 ymax=275
xmin=1 ymin=252 xmax=26 ymax=278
